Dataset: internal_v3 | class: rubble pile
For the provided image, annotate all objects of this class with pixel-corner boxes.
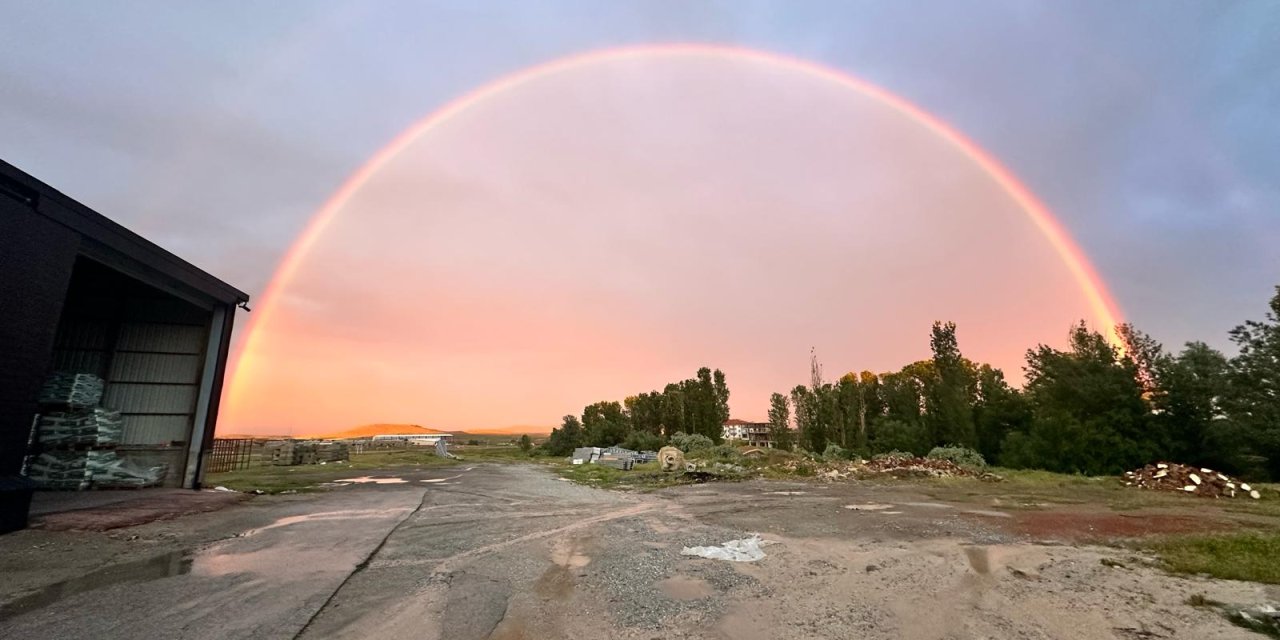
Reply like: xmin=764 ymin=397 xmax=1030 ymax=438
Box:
xmin=861 ymin=455 xmax=976 ymax=478
xmin=1124 ymin=462 xmax=1261 ymax=499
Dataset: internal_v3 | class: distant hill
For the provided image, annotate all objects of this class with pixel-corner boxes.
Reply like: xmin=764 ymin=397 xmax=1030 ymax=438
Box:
xmin=467 ymin=425 xmax=553 ymax=436
xmin=305 ymin=423 xmax=448 ymax=440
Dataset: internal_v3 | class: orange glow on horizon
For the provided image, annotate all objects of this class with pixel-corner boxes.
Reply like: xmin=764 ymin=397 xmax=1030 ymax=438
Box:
xmin=221 ymin=44 xmax=1125 ymax=434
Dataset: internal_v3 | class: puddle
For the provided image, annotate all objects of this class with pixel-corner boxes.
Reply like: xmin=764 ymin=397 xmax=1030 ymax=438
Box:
xmin=901 ymin=502 xmax=954 ymax=510
xmin=659 ymin=575 xmax=713 ymax=600
xmin=238 ymin=508 xmax=410 ymax=537
xmin=844 ymin=503 xmax=893 ymax=511
xmin=0 ymin=551 xmax=191 ymax=621
xmin=963 ymin=509 xmax=1013 ymax=519
xmin=765 ymin=491 xmax=807 ymax=496
xmin=334 ymin=476 xmax=408 ymax=484
xmin=964 ymin=546 xmax=991 ymax=574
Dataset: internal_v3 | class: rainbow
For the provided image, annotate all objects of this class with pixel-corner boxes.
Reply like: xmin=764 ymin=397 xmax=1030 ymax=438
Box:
xmin=228 ymin=43 xmax=1124 ymax=399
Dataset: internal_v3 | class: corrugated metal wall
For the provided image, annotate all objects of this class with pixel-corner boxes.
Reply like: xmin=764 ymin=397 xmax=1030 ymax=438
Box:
xmin=49 ymin=260 xmax=212 ymax=487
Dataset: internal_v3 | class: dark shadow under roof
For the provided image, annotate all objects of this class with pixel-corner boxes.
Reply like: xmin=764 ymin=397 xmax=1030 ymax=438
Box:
xmin=1 ymin=159 xmax=249 ymax=309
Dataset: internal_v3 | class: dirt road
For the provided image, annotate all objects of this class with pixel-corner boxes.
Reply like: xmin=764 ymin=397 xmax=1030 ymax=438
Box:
xmin=1 ymin=465 xmax=1274 ymax=639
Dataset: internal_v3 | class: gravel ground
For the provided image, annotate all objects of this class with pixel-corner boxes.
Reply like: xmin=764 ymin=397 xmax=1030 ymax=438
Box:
xmin=2 ymin=464 xmax=1277 ymax=639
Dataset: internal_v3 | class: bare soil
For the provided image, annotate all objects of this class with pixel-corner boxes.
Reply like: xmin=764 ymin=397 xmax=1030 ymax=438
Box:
xmin=2 ymin=465 xmax=1278 ymax=639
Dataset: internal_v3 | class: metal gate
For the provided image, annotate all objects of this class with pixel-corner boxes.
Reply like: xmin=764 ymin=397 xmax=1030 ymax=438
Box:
xmin=207 ymin=438 xmax=253 ymax=473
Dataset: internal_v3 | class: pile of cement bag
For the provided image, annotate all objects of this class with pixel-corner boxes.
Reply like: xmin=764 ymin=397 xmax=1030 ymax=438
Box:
xmin=38 ymin=372 xmax=104 ymax=408
xmin=26 ymin=452 xmax=94 ymax=490
xmin=36 ymin=408 xmax=123 ymax=446
xmin=1124 ymin=462 xmax=1261 ymax=499
xmin=27 ymin=450 xmax=166 ymax=490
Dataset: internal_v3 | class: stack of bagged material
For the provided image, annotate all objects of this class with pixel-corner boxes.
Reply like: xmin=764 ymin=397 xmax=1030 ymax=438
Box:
xmin=38 ymin=372 xmax=105 ymax=408
xmin=27 ymin=451 xmax=166 ymax=489
xmin=316 ymin=442 xmax=350 ymax=462
xmin=89 ymin=452 xmax=166 ymax=488
xmin=1123 ymin=462 xmax=1261 ymax=499
xmin=269 ymin=441 xmax=318 ymax=466
xmin=36 ymin=409 xmax=123 ymax=446
xmin=27 ymin=452 xmax=93 ymax=490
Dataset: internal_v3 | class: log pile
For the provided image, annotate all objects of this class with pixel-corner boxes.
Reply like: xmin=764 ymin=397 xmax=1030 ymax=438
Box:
xmin=1123 ymin=462 xmax=1261 ymax=499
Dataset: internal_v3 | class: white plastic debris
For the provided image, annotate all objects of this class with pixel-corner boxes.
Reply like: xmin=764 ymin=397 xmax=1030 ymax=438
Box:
xmin=1241 ymin=483 xmax=1253 ymax=492
xmin=1251 ymin=490 xmax=1262 ymax=500
xmin=212 ymin=486 xmax=237 ymax=492
xmin=1190 ymin=474 xmax=1202 ymax=485
xmin=1157 ymin=463 xmax=1168 ymax=469
xmin=1183 ymin=486 xmax=1196 ymax=492
xmin=681 ymin=534 xmax=771 ymax=562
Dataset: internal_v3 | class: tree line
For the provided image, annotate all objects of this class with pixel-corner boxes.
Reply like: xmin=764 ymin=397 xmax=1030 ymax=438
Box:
xmin=543 ymin=367 xmax=730 ymax=456
xmin=771 ymin=286 xmax=1280 ymax=480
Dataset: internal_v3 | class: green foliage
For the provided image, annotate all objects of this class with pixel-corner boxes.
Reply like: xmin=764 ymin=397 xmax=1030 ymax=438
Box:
xmin=1145 ymin=532 xmax=1280 ymax=584
xmin=621 ymin=430 xmax=665 ymax=452
xmin=582 ymin=400 xmax=630 ymax=447
xmin=517 ymin=434 xmax=532 ymax=453
xmin=669 ymin=431 xmax=714 ymax=453
xmin=1007 ymin=323 xmax=1153 ymax=474
xmin=871 ymin=450 xmax=914 ymax=461
xmin=926 ymin=445 xmax=986 ymax=470
xmin=1222 ymin=287 xmax=1280 ymax=480
xmin=767 ymin=392 xmax=794 ymax=451
xmin=925 ymin=322 xmax=977 ymax=447
xmin=869 ymin=418 xmax=930 ymax=455
xmin=689 ymin=444 xmax=741 ymax=462
xmin=822 ymin=443 xmax=851 ymax=461
xmin=543 ymin=415 xmax=584 ymax=456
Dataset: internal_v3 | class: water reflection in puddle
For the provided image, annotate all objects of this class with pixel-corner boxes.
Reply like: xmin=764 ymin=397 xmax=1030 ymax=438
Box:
xmin=333 ymin=476 xmax=408 ymax=484
xmin=0 ymin=551 xmax=191 ymax=621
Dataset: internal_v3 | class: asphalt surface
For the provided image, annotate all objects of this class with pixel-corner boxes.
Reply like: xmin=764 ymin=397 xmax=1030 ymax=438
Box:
xmin=2 ymin=465 xmax=1274 ymax=639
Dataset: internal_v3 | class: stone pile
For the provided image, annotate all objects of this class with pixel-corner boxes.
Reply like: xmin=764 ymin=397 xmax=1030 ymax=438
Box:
xmin=862 ymin=455 xmax=976 ymax=477
xmin=1123 ymin=462 xmax=1261 ymax=499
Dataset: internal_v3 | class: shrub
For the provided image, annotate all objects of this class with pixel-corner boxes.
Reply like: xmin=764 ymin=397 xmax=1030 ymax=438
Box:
xmin=670 ymin=431 xmax=714 ymax=453
xmin=622 ymin=431 xmax=665 ymax=452
xmin=822 ymin=443 xmax=851 ymax=461
xmin=927 ymin=445 xmax=987 ymax=470
xmin=688 ymin=444 xmax=742 ymax=462
xmin=872 ymin=450 xmax=914 ymax=461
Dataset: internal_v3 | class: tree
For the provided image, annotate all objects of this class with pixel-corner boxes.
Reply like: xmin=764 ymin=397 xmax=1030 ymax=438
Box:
xmin=582 ymin=401 xmax=630 ymax=447
xmin=625 ymin=392 xmax=664 ymax=436
xmin=518 ymin=434 xmax=533 ymax=453
xmin=1222 ymin=286 xmax=1280 ymax=479
xmin=767 ymin=392 xmax=793 ymax=451
xmin=924 ymin=322 xmax=977 ymax=448
xmin=972 ymin=365 xmax=1030 ymax=465
xmin=660 ymin=382 xmax=686 ymax=437
xmin=713 ymin=369 xmax=731 ymax=427
xmin=1008 ymin=322 xmax=1153 ymax=474
xmin=791 ymin=384 xmax=826 ymax=452
xmin=1116 ymin=322 xmax=1168 ymax=401
xmin=1155 ymin=342 xmax=1230 ymax=467
xmin=835 ymin=373 xmax=865 ymax=451
xmin=544 ymin=415 xmax=584 ymax=456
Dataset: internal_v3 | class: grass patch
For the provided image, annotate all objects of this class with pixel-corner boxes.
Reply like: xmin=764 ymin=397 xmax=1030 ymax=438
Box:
xmin=206 ymin=449 xmax=459 ymax=493
xmin=1143 ymin=531 xmax=1280 ymax=584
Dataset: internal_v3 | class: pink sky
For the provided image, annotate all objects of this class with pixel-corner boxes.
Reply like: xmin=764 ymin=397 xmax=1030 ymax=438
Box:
xmin=220 ymin=53 xmax=1106 ymax=435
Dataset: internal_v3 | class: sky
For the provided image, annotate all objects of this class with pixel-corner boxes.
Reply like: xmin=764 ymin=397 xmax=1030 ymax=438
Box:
xmin=2 ymin=2 xmax=1277 ymax=433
